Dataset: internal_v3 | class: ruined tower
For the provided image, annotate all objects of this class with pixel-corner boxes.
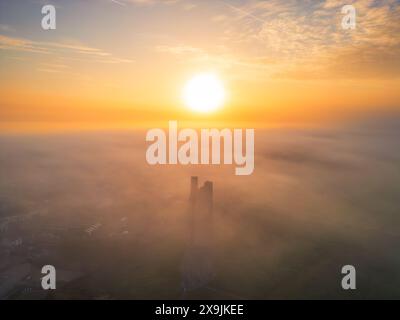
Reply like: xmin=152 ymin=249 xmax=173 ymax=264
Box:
xmin=190 ymin=176 xmax=198 ymax=206
xmin=189 ymin=177 xmax=213 ymax=247
xmin=182 ymin=176 xmax=215 ymax=293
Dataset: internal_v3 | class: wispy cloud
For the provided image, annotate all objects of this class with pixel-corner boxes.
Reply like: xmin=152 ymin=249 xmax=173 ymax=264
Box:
xmin=0 ymin=35 xmax=49 ymax=54
xmin=155 ymin=43 xmax=271 ymax=76
xmin=110 ymin=0 xmax=127 ymax=6
xmin=0 ymin=34 xmax=133 ymax=64
xmin=221 ymin=1 xmax=267 ymax=24
xmin=211 ymin=0 xmax=400 ymax=79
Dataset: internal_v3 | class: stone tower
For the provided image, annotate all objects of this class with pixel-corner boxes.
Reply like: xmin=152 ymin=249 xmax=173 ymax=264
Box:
xmin=189 ymin=177 xmax=213 ymax=247
xmin=182 ymin=176 xmax=215 ymax=293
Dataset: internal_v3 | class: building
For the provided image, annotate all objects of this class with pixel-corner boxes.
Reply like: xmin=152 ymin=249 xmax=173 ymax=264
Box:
xmin=182 ymin=177 xmax=215 ymax=294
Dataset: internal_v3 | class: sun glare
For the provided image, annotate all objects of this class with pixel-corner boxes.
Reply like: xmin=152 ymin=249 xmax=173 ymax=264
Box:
xmin=183 ymin=73 xmax=225 ymax=113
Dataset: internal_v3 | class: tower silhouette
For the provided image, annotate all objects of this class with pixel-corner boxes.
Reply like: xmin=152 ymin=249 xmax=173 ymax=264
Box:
xmin=188 ymin=176 xmax=213 ymax=246
xmin=181 ymin=176 xmax=215 ymax=294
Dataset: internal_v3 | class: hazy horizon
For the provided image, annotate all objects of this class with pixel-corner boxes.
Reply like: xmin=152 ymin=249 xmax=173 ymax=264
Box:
xmin=1 ymin=116 xmax=400 ymax=299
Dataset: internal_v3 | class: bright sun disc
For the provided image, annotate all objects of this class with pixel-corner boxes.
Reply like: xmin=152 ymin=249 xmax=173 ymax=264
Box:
xmin=183 ymin=73 xmax=225 ymax=113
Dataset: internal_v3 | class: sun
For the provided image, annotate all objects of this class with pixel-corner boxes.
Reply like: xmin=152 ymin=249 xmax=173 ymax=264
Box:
xmin=182 ymin=73 xmax=225 ymax=113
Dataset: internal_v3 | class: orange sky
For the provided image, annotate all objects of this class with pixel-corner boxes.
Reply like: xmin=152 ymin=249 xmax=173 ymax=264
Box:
xmin=0 ymin=0 xmax=399 ymax=132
